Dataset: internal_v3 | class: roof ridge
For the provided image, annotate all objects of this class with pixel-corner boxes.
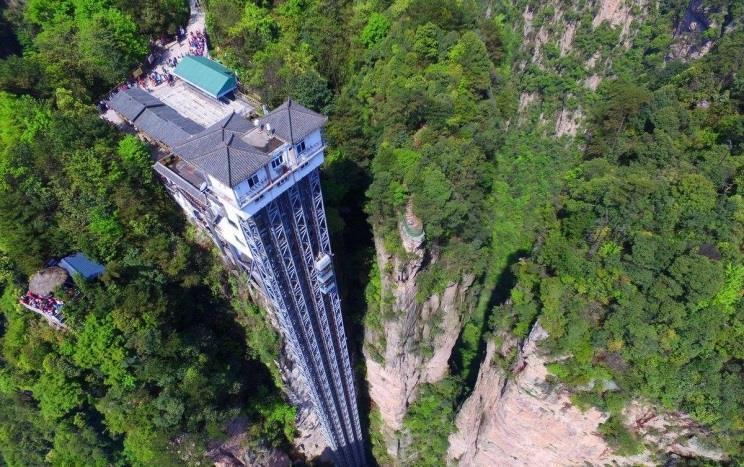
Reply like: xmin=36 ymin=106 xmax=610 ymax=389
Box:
xmin=132 ymin=106 xmax=146 ymax=121
xmin=221 ymin=112 xmax=234 ymax=128
xmin=263 ymin=99 xmax=323 ymax=119
xmin=175 ymin=130 xmax=215 ymax=148
xmin=175 ymin=115 xmax=234 ymax=148
xmin=291 ymin=106 xmax=320 ymax=117
xmin=190 ymin=146 xmax=227 ymax=162
xmin=285 ymin=98 xmax=318 ymax=115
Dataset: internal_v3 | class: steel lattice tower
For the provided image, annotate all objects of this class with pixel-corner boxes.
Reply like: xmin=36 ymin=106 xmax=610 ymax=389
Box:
xmin=109 ymin=88 xmax=368 ymax=465
xmin=242 ymin=169 xmax=365 ymax=466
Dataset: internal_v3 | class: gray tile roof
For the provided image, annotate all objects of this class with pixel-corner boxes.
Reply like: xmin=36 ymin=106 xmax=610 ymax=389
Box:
xmin=109 ymin=87 xmax=161 ymax=121
xmin=260 ymin=99 xmax=327 ymax=144
xmin=153 ymin=162 xmax=206 ymax=201
xmin=110 ymin=92 xmax=327 ymax=190
xmin=109 ymin=87 xmax=203 ymax=147
xmin=173 ymin=113 xmax=272 ymax=187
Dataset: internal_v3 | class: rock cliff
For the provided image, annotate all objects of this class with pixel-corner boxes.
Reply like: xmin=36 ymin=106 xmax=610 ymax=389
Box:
xmin=516 ymin=0 xmax=647 ymax=135
xmin=364 ymin=223 xmax=474 ymax=458
xmin=280 ymin=350 xmax=332 ymax=462
xmin=448 ymin=324 xmax=726 ymax=466
xmin=514 ymin=0 xmax=732 ymax=136
xmin=359 ymin=1 xmax=739 ymax=464
xmin=205 ymin=417 xmax=291 ymax=467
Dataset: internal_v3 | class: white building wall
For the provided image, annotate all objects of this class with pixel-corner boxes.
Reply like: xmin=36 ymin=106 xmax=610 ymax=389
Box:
xmin=218 ymin=202 xmax=253 ymax=258
xmin=215 ymin=216 xmax=252 ymax=256
xmin=233 ymin=166 xmax=271 ymax=204
xmin=299 ymin=130 xmax=323 ymax=158
xmin=208 ymin=174 xmax=239 ymax=203
xmin=267 ymin=148 xmax=290 ymax=180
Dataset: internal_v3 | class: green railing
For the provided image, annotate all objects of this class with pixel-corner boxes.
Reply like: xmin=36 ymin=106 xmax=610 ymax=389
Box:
xmin=401 ymin=217 xmax=425 ymax=241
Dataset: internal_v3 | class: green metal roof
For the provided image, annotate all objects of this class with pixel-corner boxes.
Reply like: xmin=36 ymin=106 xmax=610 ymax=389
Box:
xmin=174 ymin=56 xmax=237 ymax=99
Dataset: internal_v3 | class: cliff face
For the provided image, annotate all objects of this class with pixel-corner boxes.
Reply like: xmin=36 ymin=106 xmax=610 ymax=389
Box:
xmin=516 ymin=0 xmax=647 ymax=136
xmin=279 ymin=350 xmax=332 ymax=462
xmin=358 ymin=1 xmax=740 ymax=464
xmin=514 ymin=0 xmax=731 ymax=136
xmin=364 ymin=224 xmax=474 ymax=458
xmin=448 ymin=324 xmax=725 ymax=466
xmin=206 ymin=418 xmax=291 ymax=467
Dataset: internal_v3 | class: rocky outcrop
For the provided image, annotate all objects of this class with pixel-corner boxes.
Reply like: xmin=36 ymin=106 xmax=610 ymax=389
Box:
xmin=592 ymin=0 xmax=640 ymax=46
xmin=364 ymin=224 xmax=474 ymax=458
xmin=205 ymin=418 xmax=291 ymax=467
xmin=447 ymin=324 xmax=726 ymax=466
xmin=555 ymin=107 xmax=582 ymax=137
xmin=666 ymin=0 xmax=731 ymax=62
xmin=278 ymin=350 xmax=332 ymax=463
xmin=515 ymin=0 xmax=647 ymax=129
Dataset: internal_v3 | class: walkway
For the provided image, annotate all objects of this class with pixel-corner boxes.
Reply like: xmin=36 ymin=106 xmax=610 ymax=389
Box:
xmin=152 ymin=0 xmax=208 ymax=80
xmin=102 ymin=0 xmax=255 ymax=128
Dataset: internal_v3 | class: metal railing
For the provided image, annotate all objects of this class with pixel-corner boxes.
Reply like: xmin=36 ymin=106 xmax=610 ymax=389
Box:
xmin=239 ymin=144 xmax=325 ymax=209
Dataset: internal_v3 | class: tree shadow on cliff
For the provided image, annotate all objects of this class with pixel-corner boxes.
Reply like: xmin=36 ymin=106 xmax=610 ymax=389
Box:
xmin=321 ymin=155 xmax=376 ymax=464
xmin=449 ymin=249 xmax=526 ymax=403
xmin=0 ymin=6 xmax=21 ymax=59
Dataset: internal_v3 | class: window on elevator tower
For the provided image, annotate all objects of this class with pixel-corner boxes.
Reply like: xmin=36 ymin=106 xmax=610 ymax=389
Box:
xmin=247 ymin=173 xmax=260 ymax=189
xmin=271 ymin=153 xmax=284 ymax=169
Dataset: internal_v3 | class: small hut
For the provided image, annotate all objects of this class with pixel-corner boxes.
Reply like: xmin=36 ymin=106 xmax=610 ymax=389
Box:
xmin=59 ymin=253 xmax=105 ymax=280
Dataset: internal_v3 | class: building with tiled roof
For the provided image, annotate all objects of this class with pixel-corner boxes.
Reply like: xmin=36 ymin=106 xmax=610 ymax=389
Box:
xmin=109 ymin=87 xmax=202 ymax=147
xmin=107 ymin=70 xmax=365 ymax=466
xmin=173 ymin=55 xmax=237 ymax=99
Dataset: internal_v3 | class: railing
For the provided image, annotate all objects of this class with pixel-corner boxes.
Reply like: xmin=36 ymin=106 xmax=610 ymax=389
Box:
xmin=401 ymin=217 xmax=425 ymax=241
xmin=298 ymin=140 xmax=322 ymax=160
xmin=237 ymin=178 xmax=269 ymax=205
xmin=239 ymin=144 xmax=325 ymax=208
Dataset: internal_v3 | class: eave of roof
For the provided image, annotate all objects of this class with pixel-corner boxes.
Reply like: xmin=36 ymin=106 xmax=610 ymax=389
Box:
xmin=259 ymin=98 xmax=327 ymax=144
xmin=109 ymin=88 xmax=203 ymax=147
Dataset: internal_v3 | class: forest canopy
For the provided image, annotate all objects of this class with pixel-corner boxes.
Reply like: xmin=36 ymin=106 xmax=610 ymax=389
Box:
xmin=0 ymin=1 xmax=293 ymax=465
xmin=0 ymin=0 xmax=742 ymax=465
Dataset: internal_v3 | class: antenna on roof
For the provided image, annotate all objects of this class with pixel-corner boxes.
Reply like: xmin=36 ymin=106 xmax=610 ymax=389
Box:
xmin=226 ymin=148 xmax=233 ymax=187
xmin=287 ymin=97 xmax=294 ymax=145
xmin=253 ymin=118 xmax=260 ymax=127
xmin=265 ymin=123 xmax=272 ymax=133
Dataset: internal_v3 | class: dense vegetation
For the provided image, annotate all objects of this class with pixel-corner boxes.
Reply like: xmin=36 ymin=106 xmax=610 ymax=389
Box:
xmin=496 ymin=32 xmax=744 ymax=458
xmin=0 ymin=1 xmax=293 ymax=465
xmin=1 ymin=0 xmax=742 ymax=465
xmin=0 ymin=0 xmax=188 ymax=98
xmin=357 ymin=1 xmax=741 ymax=464
xmin=212 ymin=0 xmax=739 ymax=464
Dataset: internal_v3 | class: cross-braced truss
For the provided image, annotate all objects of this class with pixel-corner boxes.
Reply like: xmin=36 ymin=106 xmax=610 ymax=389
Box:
xmin=236 ymin=169 xmax=365 ymax=466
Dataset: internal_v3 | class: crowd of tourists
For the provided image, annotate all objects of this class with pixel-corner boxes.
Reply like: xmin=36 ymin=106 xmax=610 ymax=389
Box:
xmin=99 ymin=25 xmax=209 ymax=112
xmin=147 ymin=69 xmax=175 ymax=87
xmin=19 ymin=292 xmax=63 ymax=319
xmin=187 ymin=29 xmax=207 ymax=56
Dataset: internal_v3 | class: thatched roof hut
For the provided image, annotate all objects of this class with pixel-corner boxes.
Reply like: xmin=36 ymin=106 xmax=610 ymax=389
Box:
xmin=28 ymin=267 xmax=69 ymax=298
